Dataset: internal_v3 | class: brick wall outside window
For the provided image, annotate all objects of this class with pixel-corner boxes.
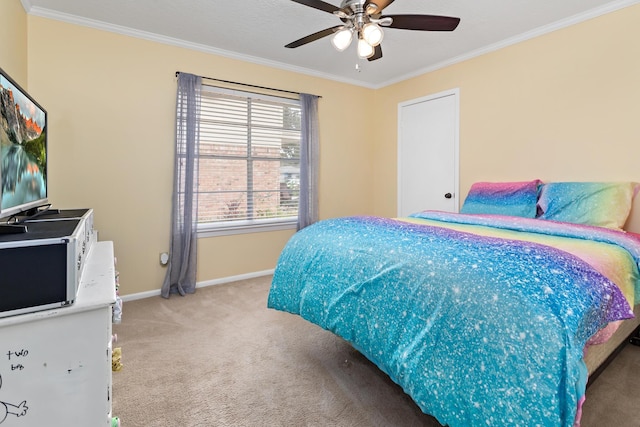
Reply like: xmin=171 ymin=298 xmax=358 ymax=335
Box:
xmin=195 ymin=88 xmax=301 ymax=224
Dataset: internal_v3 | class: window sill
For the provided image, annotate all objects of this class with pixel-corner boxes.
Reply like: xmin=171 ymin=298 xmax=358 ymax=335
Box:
xmin=197 ymin=219 xmax=297 ymax=237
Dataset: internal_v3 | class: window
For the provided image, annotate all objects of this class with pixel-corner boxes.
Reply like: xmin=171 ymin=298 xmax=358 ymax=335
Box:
xmin=197 ymin=86 xmax=301 ymax=236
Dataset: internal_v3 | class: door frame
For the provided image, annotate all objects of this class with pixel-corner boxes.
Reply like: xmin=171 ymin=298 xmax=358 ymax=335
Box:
xmin=397 ymin=88 xmax=460 ymax=216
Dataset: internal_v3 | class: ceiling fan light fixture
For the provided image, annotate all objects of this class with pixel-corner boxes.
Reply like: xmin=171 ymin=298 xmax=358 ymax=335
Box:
xmin=362 ymin=23 xmax=384 ymax=46
xmin=357 ymin=37 xmax=375 ymax=59
xmin=284 ymin=0 xmax=461 ymax=63
xmin=331 ymin=26 xmax=354 ymax=51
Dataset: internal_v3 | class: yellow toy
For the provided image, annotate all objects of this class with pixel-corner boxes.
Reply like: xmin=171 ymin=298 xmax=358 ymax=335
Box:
xmin=112 ymin=347 xmax=123 ymax=372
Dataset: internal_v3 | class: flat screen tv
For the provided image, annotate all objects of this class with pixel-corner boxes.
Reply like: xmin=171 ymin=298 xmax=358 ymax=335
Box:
xmin=0 ymin=67 xmax=48 ymax=227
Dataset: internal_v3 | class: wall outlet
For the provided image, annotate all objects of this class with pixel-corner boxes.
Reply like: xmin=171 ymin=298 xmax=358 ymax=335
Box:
xmin=160 ymin=252 xmax=169 ymax=266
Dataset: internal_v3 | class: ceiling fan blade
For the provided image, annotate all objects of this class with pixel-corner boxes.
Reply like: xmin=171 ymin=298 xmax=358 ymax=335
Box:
xmin=285 ymin=26 xmax=342 ymax=48
xmin=367 ymin=44 xmax=383 ymax=61
xmin=289 ymin=0 xmax=341 ymax=14
xmin=365 ymin=0 xmax=395 ymax=14
xmin=383 ymin=14 xmax=460 ymax=31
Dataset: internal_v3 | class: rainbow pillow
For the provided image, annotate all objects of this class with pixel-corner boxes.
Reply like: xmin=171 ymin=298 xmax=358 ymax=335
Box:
xmin=538 ymin=182 xmax=640 ymax=229
xmin=460 ymin=180 xmax=541 ymax=218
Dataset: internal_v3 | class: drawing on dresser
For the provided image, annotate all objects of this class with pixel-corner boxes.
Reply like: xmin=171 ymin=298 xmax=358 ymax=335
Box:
xmin=0 ymin=375 xmax=28 ymax=423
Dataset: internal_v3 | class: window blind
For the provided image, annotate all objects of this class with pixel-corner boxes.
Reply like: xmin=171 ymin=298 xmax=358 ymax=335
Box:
xmin=196 ymin=86 xmax=302 ymax=225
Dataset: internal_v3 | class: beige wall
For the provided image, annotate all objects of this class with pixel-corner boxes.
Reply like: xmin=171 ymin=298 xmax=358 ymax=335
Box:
xmin=26 ymin=16 xmax=375 ymax=296
xmin=14 ymin=2 xmax=640 ymax=295
xmin=373 ymin=4 xmax=640 ymax=222
xmin=0 ymin=0 xmax=28 ymax=84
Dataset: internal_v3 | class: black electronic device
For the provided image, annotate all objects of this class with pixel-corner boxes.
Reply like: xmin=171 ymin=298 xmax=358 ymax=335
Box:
xmin=0 ymin=209 xmax=94 ymax=318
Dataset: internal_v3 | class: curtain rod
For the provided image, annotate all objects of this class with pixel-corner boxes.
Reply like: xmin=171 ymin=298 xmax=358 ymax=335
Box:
xmin=175 ymin=71 xmax=321 ymax=99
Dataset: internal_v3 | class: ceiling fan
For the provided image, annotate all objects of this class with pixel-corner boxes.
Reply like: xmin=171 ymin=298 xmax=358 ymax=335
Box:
xmin=285 ymin=0 xmax=460 ymax=61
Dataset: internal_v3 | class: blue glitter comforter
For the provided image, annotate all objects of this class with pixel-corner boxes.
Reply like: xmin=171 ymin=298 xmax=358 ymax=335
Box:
xmin=267 ymin=214 xmax=639 ymax=427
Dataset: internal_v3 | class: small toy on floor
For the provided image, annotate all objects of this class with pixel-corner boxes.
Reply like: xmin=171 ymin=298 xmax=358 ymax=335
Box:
xmin=112 ymin=347 xmax=123 ymax=372
xmin=111 ymin=416 xmax=120 ymax=427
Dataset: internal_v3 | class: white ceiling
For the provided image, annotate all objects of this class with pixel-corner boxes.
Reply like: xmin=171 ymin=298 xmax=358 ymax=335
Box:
xmin=22 ymin=0 xmax=638 ymax=88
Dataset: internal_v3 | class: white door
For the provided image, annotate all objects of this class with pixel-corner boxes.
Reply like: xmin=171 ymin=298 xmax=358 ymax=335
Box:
xmin=398 ymin=89 xmax=459 ymax=217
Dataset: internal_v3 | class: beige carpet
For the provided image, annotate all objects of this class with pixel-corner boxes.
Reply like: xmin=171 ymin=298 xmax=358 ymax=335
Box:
xmin=112 ymin=276 xmax=640 ymax=427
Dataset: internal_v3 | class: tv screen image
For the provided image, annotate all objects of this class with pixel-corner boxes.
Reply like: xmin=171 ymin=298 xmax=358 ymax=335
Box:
xmin=0 ymin=67 xmax=47 ymax=220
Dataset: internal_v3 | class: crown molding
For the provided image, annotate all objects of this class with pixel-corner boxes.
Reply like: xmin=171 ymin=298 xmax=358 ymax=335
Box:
xmin=25 ymin=6 xmax=378 ymax=89
xmin=25 ymin=0 xmax=640 ymax=90
xmin=374 ymin=0 xmax=640 ymax=88
xmin=20 ymin=0 xmax=32 ymax=12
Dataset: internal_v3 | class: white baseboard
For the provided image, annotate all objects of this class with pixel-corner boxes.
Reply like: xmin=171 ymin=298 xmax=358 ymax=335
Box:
xmin=119 ymin=269 xmax=275 ymax=302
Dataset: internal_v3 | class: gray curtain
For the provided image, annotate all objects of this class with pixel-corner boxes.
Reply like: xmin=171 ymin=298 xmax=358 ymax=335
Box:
xmin=297 ymin=93 xmax=320 ymax=230
xmin=161 ymin=72 xmax=201 ymax=298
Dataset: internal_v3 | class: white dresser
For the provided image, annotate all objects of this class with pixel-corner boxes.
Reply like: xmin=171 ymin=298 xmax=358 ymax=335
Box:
xmin=0 ymin=241 xmax=116 ymax=426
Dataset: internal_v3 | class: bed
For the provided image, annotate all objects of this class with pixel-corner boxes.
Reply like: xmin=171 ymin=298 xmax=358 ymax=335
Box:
xmin=267 ymin=181 xmax=640 ymax=427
